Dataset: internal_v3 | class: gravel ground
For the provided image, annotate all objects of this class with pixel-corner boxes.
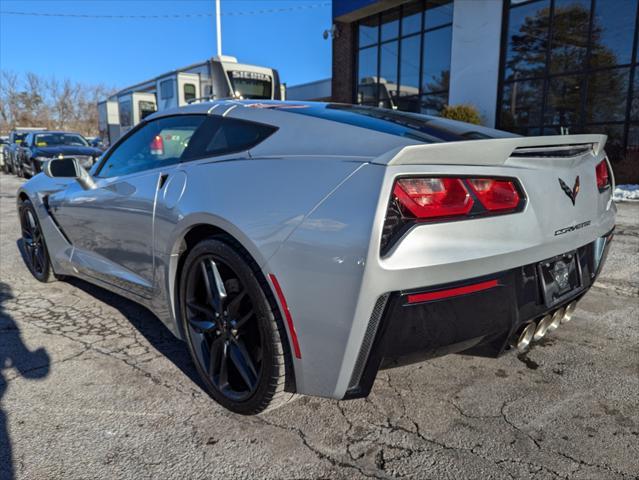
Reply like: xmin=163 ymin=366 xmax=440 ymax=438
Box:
xmin=0 ymin=172 xmax=637 ymax=480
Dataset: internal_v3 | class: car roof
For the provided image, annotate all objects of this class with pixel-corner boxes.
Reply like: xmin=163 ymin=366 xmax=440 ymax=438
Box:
xmin=31 ymin=130 xmax=85 ymax=136
xmin=144 ymin=100 xmax=515 ymax=159
xmin=148 ymin=100 xmax=513 ymax=141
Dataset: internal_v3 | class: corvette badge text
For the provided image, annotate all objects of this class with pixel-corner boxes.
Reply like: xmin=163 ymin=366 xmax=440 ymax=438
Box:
xmin=555 ymin=220 xmax=591 ymax=236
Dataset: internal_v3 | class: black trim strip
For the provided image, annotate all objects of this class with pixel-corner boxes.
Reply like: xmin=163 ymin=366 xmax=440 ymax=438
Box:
xmin=42 ymin=195 xmax=72 ymax=245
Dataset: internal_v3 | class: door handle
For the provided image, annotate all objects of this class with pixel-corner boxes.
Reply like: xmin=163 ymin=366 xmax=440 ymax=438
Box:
xmin=158 ymin=173 xmax=169 ymax=189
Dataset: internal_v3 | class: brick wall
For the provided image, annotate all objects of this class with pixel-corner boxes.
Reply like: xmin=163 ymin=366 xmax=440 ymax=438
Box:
xmin=331 ymin=22 xmax=356 ymax=104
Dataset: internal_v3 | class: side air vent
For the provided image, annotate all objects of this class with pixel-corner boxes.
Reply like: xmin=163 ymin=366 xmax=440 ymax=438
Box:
xmin=347 ymin=293 xmax=390 ymax=391
xmin=510 ymin=143 xmax=595 ymax=158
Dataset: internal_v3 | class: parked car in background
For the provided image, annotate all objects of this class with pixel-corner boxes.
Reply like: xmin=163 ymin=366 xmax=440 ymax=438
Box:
xmin=16 ymin=101 xmax=615 ymax=414
xmin=17 ymin=131 xmax=102 ymax=178
xmin=0 ymin=136 xmax=8 ymax=172
xmin=4 ymin=128 xmax=43 ymax=175
xmin=87 ymin=136 xmax=107 ymax=150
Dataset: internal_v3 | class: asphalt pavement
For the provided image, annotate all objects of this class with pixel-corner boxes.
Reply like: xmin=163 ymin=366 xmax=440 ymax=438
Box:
xmin=0 ymin=172 xmax=637 ymax=480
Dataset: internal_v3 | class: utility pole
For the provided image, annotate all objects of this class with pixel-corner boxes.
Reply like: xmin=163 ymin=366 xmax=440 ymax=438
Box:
xmin=215 ymin=0 xmax=222 ymax=57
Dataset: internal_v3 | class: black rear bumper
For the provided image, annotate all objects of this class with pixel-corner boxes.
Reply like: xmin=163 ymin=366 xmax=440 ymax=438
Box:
xmin=345 ymin=231 xmax=613 ymax=399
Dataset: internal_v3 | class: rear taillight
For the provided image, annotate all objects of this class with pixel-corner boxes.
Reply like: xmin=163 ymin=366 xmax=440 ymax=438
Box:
xmin=595 ymin=159 xmax=610 ymax=191
xmin=381 ymin=176 xmax=525 ymax=255
xmin=467 ymin=178 xmax=520 ymax=211
xmin=393 ymin=178 xmax=473 ymax=219
xmin=150 ymin=135 xmax=164 ymax=155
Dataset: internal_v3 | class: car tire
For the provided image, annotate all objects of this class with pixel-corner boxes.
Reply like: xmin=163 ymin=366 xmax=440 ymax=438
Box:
xmin=18 ymin=198 xmax=57 ymax=283
xmin=179 ymin=236 xmax=295 ymax=415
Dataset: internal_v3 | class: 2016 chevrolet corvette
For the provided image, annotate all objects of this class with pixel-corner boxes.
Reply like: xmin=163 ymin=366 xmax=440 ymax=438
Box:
xmin=17 ymin=101 xmax=615 ymax=414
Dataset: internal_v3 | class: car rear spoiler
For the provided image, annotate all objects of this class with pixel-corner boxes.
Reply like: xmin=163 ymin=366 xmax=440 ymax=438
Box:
xmin=374 ymin=134 xmax=608 ymax=167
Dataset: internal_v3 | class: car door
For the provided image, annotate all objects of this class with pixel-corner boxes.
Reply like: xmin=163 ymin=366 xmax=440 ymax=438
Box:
xmin=18 ymin=134 xmax=32 ymax=173
xmin=48 ymin=115 xmax=207 ymax=298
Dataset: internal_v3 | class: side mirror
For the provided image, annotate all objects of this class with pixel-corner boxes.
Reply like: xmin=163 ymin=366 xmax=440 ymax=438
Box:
xmin=44 ymin=157 xmax=96 ymax=190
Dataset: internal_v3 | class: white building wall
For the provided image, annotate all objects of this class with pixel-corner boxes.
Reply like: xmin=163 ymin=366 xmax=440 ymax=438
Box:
xmin=449 ymin=0 xmax=503 ymax=127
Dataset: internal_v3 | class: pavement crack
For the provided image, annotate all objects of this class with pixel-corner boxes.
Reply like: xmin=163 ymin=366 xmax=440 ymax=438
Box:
xmin=256 ymin=416 xmax=389 ymax=480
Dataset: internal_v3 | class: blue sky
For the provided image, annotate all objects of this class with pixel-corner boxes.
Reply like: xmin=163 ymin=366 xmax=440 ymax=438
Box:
xmin=0 ymin=0 xmax=332 ymax=89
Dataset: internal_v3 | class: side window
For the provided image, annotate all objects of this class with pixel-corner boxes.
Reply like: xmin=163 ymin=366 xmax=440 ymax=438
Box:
xmin=184 ymin=83 xmax=196 ymax=102
xmin=160 ymin=80 xmax=174 ymax=100
xmin=119 ymin=100 xmax=132 ymax=127
xmin=97 ymin=115 xmax=206 ymax=178
xmin=182 ymin=116 xmax=277 ymax=160
xmin=139 ymin=101 xmax=156 ymax=120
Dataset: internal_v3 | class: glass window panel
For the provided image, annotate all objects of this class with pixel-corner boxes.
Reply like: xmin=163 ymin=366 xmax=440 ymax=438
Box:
xmin=590 ymin=0 xmax=637 ymax=68
xmin=550 ymin=0 xmax=591 ymax=74
xmin=632 ymin=69 xmax=639 ymax=120
xmin=585 ymin=67 xmax=630 ymax=123
xmin=357 ymin=46 xmax=379 ymax=105
xmin=504 ymin=0 xmax=550 ymax=81
xmin=500 ymin=79 xmax=544 ymax=130
xmin=623 ymin=125 xmax=639 ymax=183
xmin=425 ymin=0 xmax=454 ymax=30
xmin=543 ymin=125 xmax=583 ymax=135
xmin=544 ymin=74 xmax=584 ymax=125
xmin=402 ymin=1 xmax=423 ymax=37
xmin=396 ymin=94 xmax=421 ymax=112
xmin=380 ymin=41 xmax=399 ymax=107
xmin=99 ymin=115 xmax=205 ymax=178
xmin=359 ymin=16 xmax=379 ymax=48
xmin=381 ymin=8 xmax=400 ymax=42
xmin=399 ymin=35 xmax=421 ymax=98
xmin=422 ymin=26 xmax=452 ymax=93
xmin=421 ymin=92 xmax=448 ymax=115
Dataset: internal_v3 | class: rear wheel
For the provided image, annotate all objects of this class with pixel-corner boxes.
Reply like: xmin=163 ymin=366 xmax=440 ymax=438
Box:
xmin=179 ymin=237 xmax=294 ymax=414
xmin=18 ymin=199 xmax=56 ymax=282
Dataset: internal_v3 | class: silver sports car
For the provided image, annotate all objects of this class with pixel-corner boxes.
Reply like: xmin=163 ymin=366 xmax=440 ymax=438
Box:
xmin=17 ymin=101 xmax=615 ymax=414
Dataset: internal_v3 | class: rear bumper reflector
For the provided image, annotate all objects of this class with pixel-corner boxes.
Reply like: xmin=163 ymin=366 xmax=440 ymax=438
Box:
xmin=269 ymin=274 xmax=302 ymax=359
xmin=407 ymin=279 xmax=499 ymax=304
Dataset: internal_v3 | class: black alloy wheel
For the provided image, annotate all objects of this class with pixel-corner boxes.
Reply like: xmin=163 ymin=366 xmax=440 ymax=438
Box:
xmin=19 ymin=199 xmax=54 ymax=282
xmin=180 ymin=238 xmax=292 ymax=414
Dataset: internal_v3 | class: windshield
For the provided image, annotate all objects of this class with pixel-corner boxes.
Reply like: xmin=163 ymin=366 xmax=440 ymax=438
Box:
xmin=14 ymin=133 xmax=27 ymax=144
xmin=228 ymin=71 xmax=272 ymax=100
xmin=34 ymin=133 xmax=88 ymax=147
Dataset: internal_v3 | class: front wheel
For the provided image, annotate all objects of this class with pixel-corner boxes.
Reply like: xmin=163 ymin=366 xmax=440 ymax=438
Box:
xmin=18 ymin=199 xmax=56 ymax=282
xmin=179 ymin=237 xmax=294 ymax=414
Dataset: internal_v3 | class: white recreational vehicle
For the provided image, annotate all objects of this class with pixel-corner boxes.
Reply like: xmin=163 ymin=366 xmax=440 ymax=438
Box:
xmin=98 ymin=56 xmax=283 ymax=144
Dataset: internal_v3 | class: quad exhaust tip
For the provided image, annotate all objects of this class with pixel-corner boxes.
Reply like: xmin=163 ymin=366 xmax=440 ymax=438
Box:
xmin=516 ymin=322 xmax=536 ymax=352
xmin=562 ymin=301 xmax=577 ymax=323
xmin=533 ymin=314 xmax=553 ymax=341
xmin=549 ymin=307 xmax=564 ymax=331
xmin=514 ymin=301 xmax=578 ymax=351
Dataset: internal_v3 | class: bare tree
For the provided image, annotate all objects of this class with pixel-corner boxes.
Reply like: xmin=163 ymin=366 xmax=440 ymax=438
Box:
xmin=0 ymin=70 xmax=115 ymax=137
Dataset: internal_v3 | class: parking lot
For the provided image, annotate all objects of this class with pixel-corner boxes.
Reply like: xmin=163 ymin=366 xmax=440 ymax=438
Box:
xmin=0 ymin=172 xmax=637 ymax=480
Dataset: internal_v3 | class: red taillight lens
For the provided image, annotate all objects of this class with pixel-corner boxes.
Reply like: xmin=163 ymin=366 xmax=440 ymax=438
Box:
xmin=467 ymin=178 xmax=520 ymax=211
xmin=150 ymin=135 xmax=164 ymax=155
xmin=382 ymin=176 xmax=525 ymax=254
xmin=595 ymin=159 xmax=610 ymax=191
xmin=394 ymin=177 xmax=473 ymax=219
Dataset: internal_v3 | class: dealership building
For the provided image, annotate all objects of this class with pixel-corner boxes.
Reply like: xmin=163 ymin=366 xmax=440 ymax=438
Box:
xmin=328 ymin=0 xmax=639 ymax=182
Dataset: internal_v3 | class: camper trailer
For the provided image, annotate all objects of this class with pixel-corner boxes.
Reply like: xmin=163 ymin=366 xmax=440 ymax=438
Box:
xmin=98 ymin=56 xmax=283 ymax=145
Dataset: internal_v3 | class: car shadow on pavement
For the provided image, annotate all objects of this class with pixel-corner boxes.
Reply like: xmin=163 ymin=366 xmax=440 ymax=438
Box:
xmin=15 ymin=237 xmax=202 ymax=393
xmin=63 ymin=277 xmax=206 ymax=391
xmin=0 ymin=281 xmax=51 ymax=480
